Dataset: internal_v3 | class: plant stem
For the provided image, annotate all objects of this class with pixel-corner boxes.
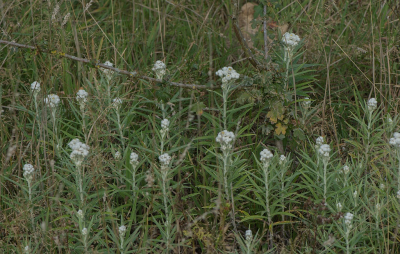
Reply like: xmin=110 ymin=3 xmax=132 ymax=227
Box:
xmin=116 ymin=110 xmax=124 ymax=148
xmin=28 ymin=180 xmax=34 ymax=230
xmin=223 ymin=153 xmax=229 ymax=200
xmin=77 ymin=164 xmax=84 ymax=205
xmin=346 ymin=228 xmax=350 ymax=254
xmin=263 ymin=165 xmax=273 ymax=247
xmin=323 ymin=160 xmax=328 ymax=200
xmin=161 ymin=170 xmax=170 ymax=251
xmin=222 ymin=87 xmax=228 ymax=130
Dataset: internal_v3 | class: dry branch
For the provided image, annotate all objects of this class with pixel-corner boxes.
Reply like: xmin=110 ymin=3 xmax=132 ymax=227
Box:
xmin=0 ymin=39 xmax=212 ymax=90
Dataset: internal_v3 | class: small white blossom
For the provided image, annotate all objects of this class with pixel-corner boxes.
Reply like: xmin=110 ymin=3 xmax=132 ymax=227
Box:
xmin=336 ymin=202 xmax=343 ymax=212
xmin=31 ymin=81 xmax=41 ymax=93
xmin=260 ymin=148 xmax=273 ymax=163
xmin=23 ymin=164 xmax=35 ymax=181
xmin=375 ymin=203 xmax=382 ymax=212
xmin=101 ymin=61 xmax=114 ymax=81
xmin=81 ymin=227 xmax=88 ymax=236
xmin=344 ymin=212 xmax=354 ymax=228
xmin=279 ymin=154 xmax=286 ymax=165
xmin=367 ymin=98 xmax=377 ymax=111
xmin=302 ymin=97 xmax=311 ymax=108
xmin=216 ymin=66 xmax=240 ymax=87
xmin=68 ymin=139 xmax=90 ymax=167
xmin=112 ymin=98 xmax=122 ymax=110
xmin=216 ymin=130 xmax=235 ymax=153
xmin=152 ymin=60 xmax=167 ymax=80
xmin=24 ymin=246 xmax=30 ymax=254
xmin=389 ymin=132 xmax=400 ymax=149
xmin=130 ymin=152 xmax=139 ymax=167
xmin=282 ymin=32 xmax=301 ymax=47
xmin=76 ymin=89 xmax=89 ymax=106
xmin=318 ymin=144 xmax=331 ymax=160
xmin=380 ymin=183 xmax=385 ymax=190
xmin=353 ymin=190 xmax=358 ymax=198
xmin=316 ymin=136 xmax=324 ymax=147
xmin=119 ymin=225 xmax=127 ymax=237
xmin=159 ymin=153 xmax=171 ymax=168
xmin=341 ymin=165 xmax=350 ymax=174
xmin=245 ymin=229 xmax=252 ymax=242
xmin=161 ymin=119 xmax=170 ymax=129
xmin=44 ymin=94 xmax=60 ymax=108
xmin=77 ymin=209 xmax=84 ymax=219
xmin=397 ymin=190 xmax=400 ymax=199
xmin=114 ymin=151 xmax=121 ymax=160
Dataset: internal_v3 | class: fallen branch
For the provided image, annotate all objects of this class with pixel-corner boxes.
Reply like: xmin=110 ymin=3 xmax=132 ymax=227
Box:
xmin=0 ymin=39 xmax=213 ymax=90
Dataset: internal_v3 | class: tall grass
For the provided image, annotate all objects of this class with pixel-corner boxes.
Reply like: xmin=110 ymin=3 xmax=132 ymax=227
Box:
xmin=1 ymin=0 xmax=400 ymax=253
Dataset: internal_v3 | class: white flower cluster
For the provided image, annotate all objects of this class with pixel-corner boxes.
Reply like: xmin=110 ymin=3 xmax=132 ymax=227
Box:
xmin=375 ymin=203 xmax=382 ymax=212
xmin=159 ymin=153 xmax=171 ymax=168
xmin=24 ymin=246 xmax=30 ymax=254
xmin=23 ymin=164 xmax=35 ymax=181
xmin=31 ymin=81 xmax=40 ymax=93
xmin=303 ymin=97 xmax=311 ymax=108
xmin=101 ymin=61 xmax=114 ymax=81
xmin=367 ymin=98 xmax=377 ymax=111
xmin=260 ymin=148 xmax=273 ymax=164
xmin=114 ymin=151 xmax=121 ymax=160
xmin=152 ymin=60 xmax=166 ymax=80
xmin=112 ymin=98 xmax=122 ymax=110
xmin=279 ymin=154 xmax=286 ymax=165
xmin=397 ymin=190 xmax=400 ymax=199
xmin=161 ymin=119 xmax=170 ymax=129
xmin=318 ymin=144 xmax=331 ymax=161
xmin=160 ymin=118 xmax=170 ymax=138
xmin=215 ymin=67 xmax=240 ymax=85
xmin=340 ymin=165 xmax=350 ymax=174
xmin=76 ymin=89 xmax=89 ymax=107
xmin=130 ymin=152 xmax=139 ymax=167
xmin=282 ymin=32 xmax=301 ymax=47
xmin=380 ymin=183 xmax=385 ymax=190
xmin=68 ymin=139 xmax=90 ymax=167
xmin=44 ymin=94 xmax=60 ymax=108
xmin=344 ymin=212 xmax=354 ymax=228
xmin=336 ymin=202 xmax=343 ymax=212
xmin=119 ymin=225 xmax=127 ymax=237
xmin=77 ymin=209 xmax=84 ymax=219
xmin=389 ymin=132 xmax=400 ymax=149
xmin=245 ymin=229 xmax=252 ymax=242
xmin=316 ymin=136 xmax=324 ymax=147
xmin=216 ymin=130 xmax=235 ymax=153
xmin=81 ymin=227 xmax=88 ymax=236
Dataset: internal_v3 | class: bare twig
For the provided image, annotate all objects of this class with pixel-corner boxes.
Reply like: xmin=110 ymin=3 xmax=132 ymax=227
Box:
xmin=263 ymin=5 xmax=268 ymax=60
xmin=231 ymin=17 xmax=268 ymax=72
xmin=0 ymin=39 xmax=213 ymax=90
